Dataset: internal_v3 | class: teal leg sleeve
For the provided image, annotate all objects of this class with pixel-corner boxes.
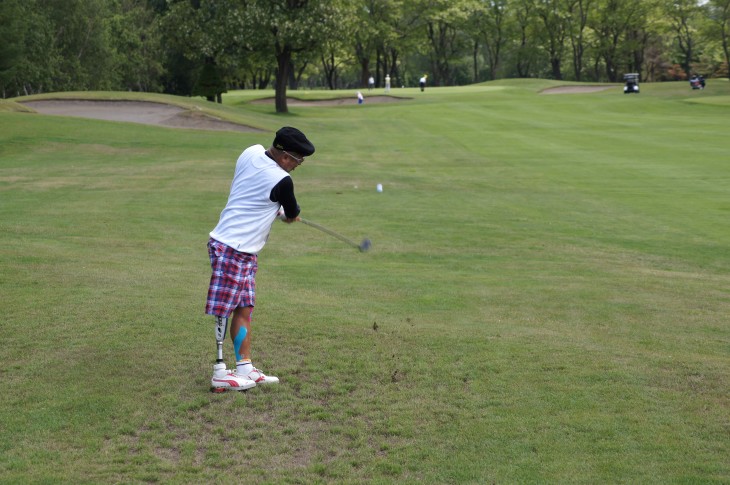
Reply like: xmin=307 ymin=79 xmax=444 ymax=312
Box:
xmin=233 ymin=326 xmax=247 ymax=362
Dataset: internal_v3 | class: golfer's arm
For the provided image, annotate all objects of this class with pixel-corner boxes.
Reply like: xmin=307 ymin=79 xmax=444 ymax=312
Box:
xmin=270 ymin=176 xmax=300 ymax=219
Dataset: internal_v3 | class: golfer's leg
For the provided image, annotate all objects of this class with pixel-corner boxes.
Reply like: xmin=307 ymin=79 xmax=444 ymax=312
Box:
xmin=231 ymin=305 xmax=252 ymax=362
xmin=232 ymin=305 xmax=279 ymax=384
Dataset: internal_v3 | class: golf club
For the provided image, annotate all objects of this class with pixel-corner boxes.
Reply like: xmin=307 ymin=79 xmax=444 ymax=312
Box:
xmin=299 ymin=217 xmax=371 ymax=252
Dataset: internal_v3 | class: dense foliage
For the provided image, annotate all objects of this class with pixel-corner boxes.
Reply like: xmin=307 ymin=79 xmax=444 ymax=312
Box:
xmin=1 ymin=0 xmax=729 ymax=109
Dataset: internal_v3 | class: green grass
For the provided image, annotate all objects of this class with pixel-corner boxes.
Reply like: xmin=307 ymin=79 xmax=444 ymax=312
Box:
xmin=1 ymin=79 xmax=729 ymax=483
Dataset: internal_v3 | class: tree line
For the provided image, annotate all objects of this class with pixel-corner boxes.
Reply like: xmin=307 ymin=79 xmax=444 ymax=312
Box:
xmin=1 ymin=0 xmax=729 ymax=112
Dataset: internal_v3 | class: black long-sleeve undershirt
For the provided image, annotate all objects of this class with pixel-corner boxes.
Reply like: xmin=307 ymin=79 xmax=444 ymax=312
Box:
xmin=269 ymin=176 xmax=300 ymax=219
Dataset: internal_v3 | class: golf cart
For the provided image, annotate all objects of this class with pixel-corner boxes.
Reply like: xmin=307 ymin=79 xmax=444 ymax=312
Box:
xmin=623 ymin=73 xmax=640 ymax=94
xmin=689 ymin=74 xmax=705 ymax=90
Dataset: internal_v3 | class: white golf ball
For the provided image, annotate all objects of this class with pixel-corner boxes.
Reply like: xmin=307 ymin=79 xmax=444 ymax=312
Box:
xmin=376 ymin=184 xmax=383 ymax=192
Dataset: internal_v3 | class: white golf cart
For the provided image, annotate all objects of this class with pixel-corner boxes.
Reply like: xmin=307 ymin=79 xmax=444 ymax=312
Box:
xmin=623 ymin=73 xmax=640 ymax=94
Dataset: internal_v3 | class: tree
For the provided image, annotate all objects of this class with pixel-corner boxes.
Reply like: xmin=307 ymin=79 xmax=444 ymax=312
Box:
xmin=160 ymin=0 xmax=249 ymax=101
xmin=664 ymin=0 xmax=704 ymax=77
xmin=379 ymin=0 xmax=421 ymax=87
xmin=0 ymin=0 xmax=28 ymax=97
xmin=706 ymin=0 xmax=730 ymax=79
xmin=242 ymin=50 xmax=276 ymax=89
xmin=590 ymin=0 xmax=649 ymax=82
xmin=108 ymin=0 xmax=164 ymax=92
xmin=352 ymin=0 xmax=385 ymax=88
xmin=193 ymin=58 xmax=227 ymax=102
xmin=511 ymin=0 xmax=542 ymax=77
xmin=418 ymin=0 xmax=478 ymax=86
xmin=45 ymin=0 xmax=118 ymax=90
xmin=565 ymin=0 xmax=593 ymax=80
xmin=535 ymin=0 xmax=568 ymax=80
xmin=244 ymin=0 xmax=349 ymax=113
xmin=320 ymin=33 xmax=352 ymax=89
xmin=472 ymin=0 xmax=511 ymax=81
xmin=0 ymin=0 xmax=127 ymax=96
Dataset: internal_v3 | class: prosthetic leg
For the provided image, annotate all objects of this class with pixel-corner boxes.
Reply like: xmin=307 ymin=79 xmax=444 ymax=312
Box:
xmin=214 ymin=316 xmax=229 ymax=365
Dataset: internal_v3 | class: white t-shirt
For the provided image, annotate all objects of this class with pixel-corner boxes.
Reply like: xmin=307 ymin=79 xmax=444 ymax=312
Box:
xmin=210 ymin=145 xmax=289 ymax=254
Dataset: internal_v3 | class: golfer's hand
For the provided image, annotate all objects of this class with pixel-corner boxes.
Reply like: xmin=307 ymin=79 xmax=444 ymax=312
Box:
xmin=278 ymin=212 xmax=301 ymax=224
xmin=278 ymin=207 xmax=300 ymax=223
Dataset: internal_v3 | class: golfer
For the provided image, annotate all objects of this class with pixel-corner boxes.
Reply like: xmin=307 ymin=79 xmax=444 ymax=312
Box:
xmin=206 ymin=126 xmax=315 ymax=391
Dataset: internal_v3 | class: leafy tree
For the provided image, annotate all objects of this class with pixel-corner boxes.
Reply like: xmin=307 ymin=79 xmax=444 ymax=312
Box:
xmin=706 ymin=0 xmax=730 ymax=79
xmin=160 ymin=0 xmax=249 ymax=100
xmin=371 ymin=0 xmax=410 ymax=87
xmin=193 ymin=58 xmax=227 ymax=102
xmin=244 ymin=0 xmax=350 ymax=113
xmin=590 ymin=0 xmax=650 ymax=81
xmin=1 ymin=0 xmax=125 ymax=96
xmin=108 ymin=0 xmax=164 ymax=92
xmin=471 ymin=0 xmax=511 ymax=81
xmin=238 ymin=50 xmax=276 ymax=90
xmin=535 ymin=0 xmax=568 ymax=80
xmin=664 ymin=0 xmax=705 ymax=77
xmin=565 ymin=0 xmax=593 ymax=80
xmin=160 ymin=51 xmax=198 ymax=96
xmin=44 ymin=0 xmax=117 ymax=90
xmin=352 ymin=0 xmax=385 ymax=87
xmin=417 ymin=0 xmax=479 ymax=85
xmin=377 ymin=0 xmax=422 ymax=87
xmin=0 ymin=0 xmax=27 ymax=97
xmin=320 ymin=29 xmax=353 ymax=89
xmin=511 ymin=0 xmax=542 ymax=77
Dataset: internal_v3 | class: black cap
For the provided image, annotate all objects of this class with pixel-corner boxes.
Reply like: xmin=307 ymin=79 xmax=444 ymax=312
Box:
xmin=273 ymin=127 xmax=315 ymax=156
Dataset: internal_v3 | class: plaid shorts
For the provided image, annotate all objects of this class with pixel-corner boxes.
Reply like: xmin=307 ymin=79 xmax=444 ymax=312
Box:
xmin=205 ymin=238 xmax=258 ymax=317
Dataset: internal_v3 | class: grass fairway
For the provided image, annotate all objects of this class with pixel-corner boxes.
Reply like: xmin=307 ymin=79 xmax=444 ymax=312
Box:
xmin=1 ymin=79 xmax=729 ymax=483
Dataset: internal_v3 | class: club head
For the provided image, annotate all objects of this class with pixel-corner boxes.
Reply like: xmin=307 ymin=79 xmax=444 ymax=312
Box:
xmin=359 ymin=238 xmax=371 ymax=252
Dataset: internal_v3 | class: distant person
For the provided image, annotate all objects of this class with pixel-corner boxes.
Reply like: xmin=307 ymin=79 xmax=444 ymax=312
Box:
xmin=385 ymin=74 xmax=391 ymax=93
xmin=690 ymin=75 xmax=702 ymax=90
xmin=357 ymin=91 xmax=364 ymax=104
xmin=207 ymin=127 xmax=315 ymax=392
xmin=419 ymin=74 xmax=427 ymax=92
xmin=368 ymin=76 xmax=375 ymax=91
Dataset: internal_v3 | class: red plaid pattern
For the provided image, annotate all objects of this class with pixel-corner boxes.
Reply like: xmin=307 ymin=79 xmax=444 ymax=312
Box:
xmin=205 ymin=238 xmax=258 ymax=317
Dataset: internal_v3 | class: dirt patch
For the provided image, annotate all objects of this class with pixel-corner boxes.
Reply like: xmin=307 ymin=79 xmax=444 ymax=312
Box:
xmin=540 ymin=85 xmax=615 ymax=95
xmin=20 ymin=100 xmax=262 ymax=132
xmin=250 ymin=95 xmax=409 ymax=106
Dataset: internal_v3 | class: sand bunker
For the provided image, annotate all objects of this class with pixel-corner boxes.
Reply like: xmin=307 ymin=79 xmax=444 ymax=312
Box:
xmin=20 ymin=96 xmax=407 ymax=131
xmin=540 ymin=85 xmax=614 ymax=94
xmin=20 ymin=100 xmax=261 ymax=132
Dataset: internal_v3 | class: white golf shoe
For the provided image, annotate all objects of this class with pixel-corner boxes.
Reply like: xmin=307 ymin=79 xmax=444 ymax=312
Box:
xmin=211 ymin=363 xmax=256 ymax=392
xmin=239 ymin=366 xmax=280 ymax=384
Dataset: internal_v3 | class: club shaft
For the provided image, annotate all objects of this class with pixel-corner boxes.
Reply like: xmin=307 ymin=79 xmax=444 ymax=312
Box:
xmin=299 ymin=218 xmax=360 ymax=248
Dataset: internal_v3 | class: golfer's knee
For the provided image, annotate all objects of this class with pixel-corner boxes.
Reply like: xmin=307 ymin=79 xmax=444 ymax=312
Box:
xmin=234 ymin=305 xmax=253 ymax=322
